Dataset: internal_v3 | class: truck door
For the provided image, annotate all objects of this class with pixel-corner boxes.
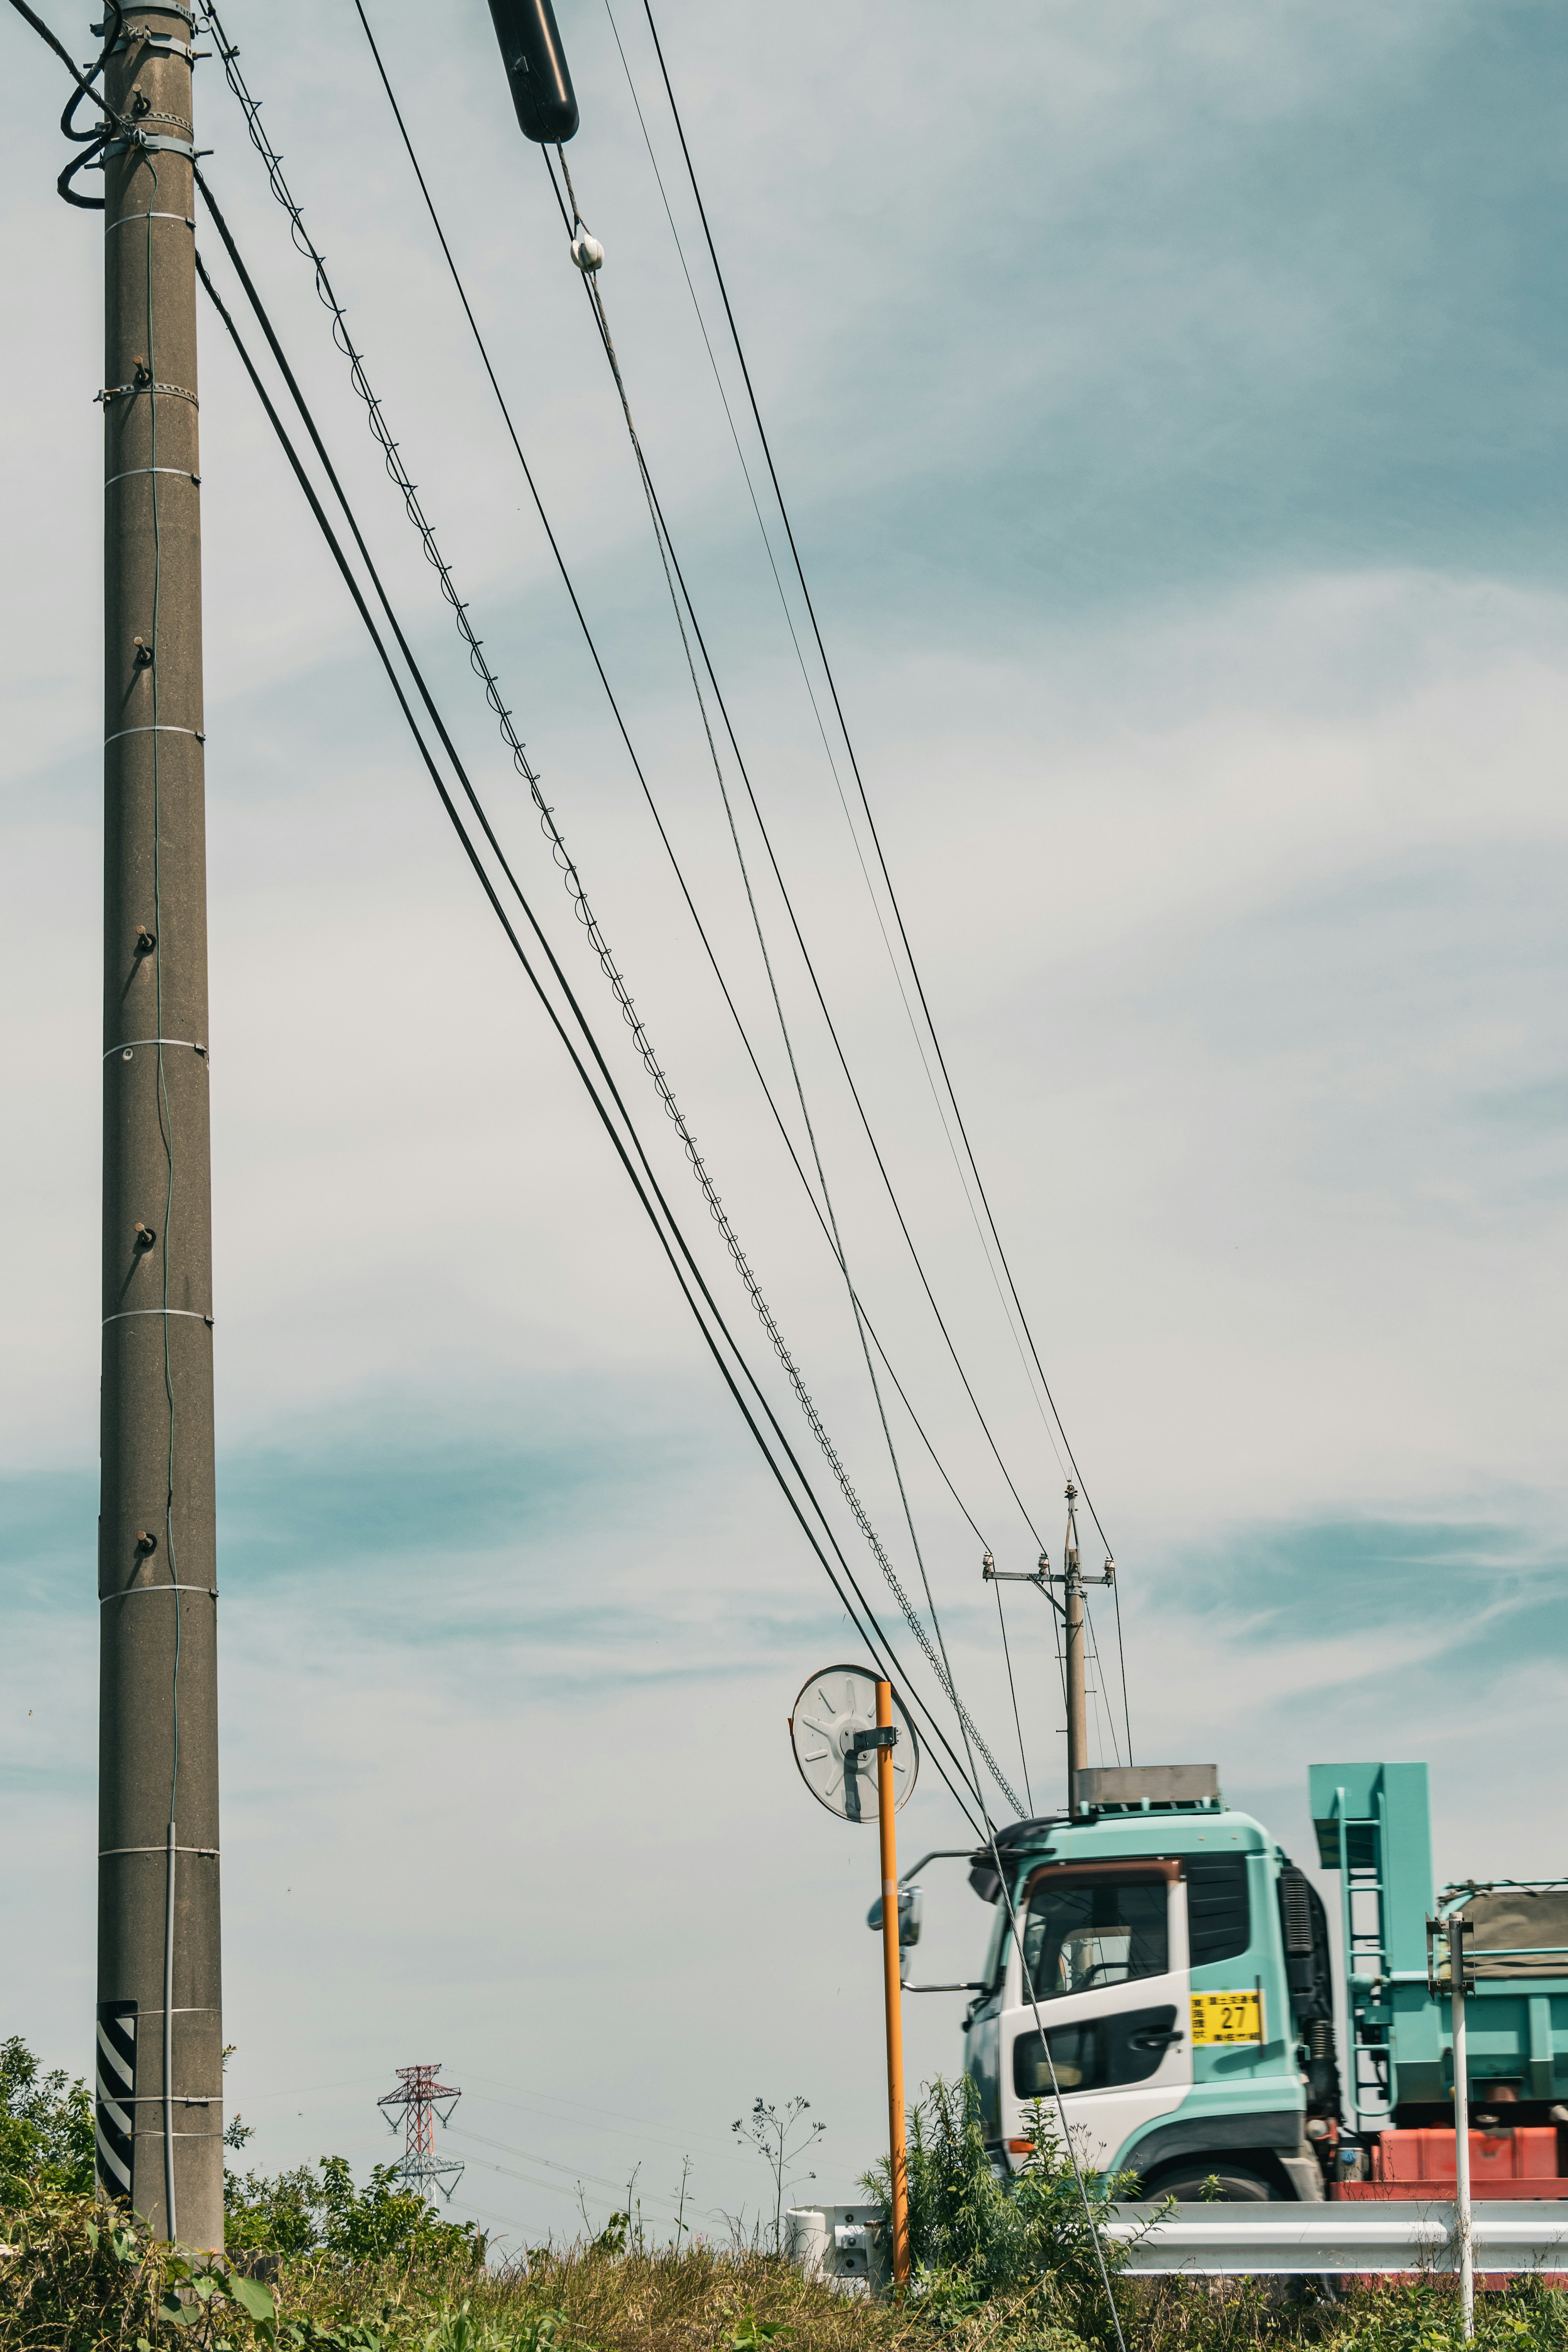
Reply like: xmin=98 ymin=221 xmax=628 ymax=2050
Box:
xmin=998 ymin=1860 xmax=1192 ymax=2175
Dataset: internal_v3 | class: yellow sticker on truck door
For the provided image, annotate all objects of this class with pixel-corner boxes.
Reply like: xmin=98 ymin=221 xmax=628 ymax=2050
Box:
xmin=1189 ymin=1990 xmax=1263 ymax=2045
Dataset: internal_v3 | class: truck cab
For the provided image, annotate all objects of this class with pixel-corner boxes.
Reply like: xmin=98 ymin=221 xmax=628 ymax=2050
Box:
xmin=962 ymin=1764 xmax=1338 ymax=2201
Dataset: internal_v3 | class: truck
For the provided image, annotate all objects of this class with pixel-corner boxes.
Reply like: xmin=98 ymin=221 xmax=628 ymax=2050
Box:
xmin=949 ymin=1755 xmax=1568 ymax=2203
xmin=911 ymin=1508 xmax=1568 ymax=2203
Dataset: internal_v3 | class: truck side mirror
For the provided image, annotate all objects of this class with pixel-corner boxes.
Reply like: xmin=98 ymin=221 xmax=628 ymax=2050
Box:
xmin=866 ymin=1886 xmax=924 ymax=1948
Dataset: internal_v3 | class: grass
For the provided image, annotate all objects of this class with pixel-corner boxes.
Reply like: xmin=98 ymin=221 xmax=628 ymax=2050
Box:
xmin=8 ymin=2076 xmax=1568 ymax=2352
xmin=9 ymin=2191 xmax=1568 ymax=2352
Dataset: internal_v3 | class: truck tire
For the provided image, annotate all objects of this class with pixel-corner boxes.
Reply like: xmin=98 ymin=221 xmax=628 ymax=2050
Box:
xmin=1143 ymin=2166 xmax=1279 ymax=2201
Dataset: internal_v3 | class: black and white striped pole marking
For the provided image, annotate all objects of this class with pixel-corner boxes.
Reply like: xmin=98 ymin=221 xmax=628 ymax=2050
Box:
xmin=95 ymin=1999 xmax=138 ymax=2202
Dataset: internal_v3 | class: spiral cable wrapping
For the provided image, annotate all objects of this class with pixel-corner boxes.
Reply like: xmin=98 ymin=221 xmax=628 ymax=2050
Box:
xmin=200 ymin=7 xmax=1022 ymax=1817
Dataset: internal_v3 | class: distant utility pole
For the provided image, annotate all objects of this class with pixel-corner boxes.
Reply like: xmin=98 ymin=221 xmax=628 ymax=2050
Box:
xmin=379 ymin=2066 xmax=465 ymax=2203
xmin=981 ymin=1483 xmax=1114 ymax=1817
xmin=1059 ymin=1484 xmax=1113 ymax=1817
xmin=94 ymin=0 xmax=223 ymax=2249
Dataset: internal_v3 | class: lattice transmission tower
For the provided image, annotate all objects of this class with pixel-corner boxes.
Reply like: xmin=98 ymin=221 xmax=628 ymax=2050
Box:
xmin=378 ymin=2064 xmax=464 ymax=2203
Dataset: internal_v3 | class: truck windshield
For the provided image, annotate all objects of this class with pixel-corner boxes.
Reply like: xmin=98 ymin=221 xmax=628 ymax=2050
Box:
xmin=1021 ymin=1874 xmax=1169 ymax=2000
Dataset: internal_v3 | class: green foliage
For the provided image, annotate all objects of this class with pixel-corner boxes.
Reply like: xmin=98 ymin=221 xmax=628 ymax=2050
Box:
xmin=269 ymin=2321 xmax=388 ymax=2352
xmin=0 ymin=2189 xmax=276 ymax=2351
xmin=223 ymin=2156 xmax=481 ymax=2264
xmin=1324 ymin=2278 xmax=1568 ymax=2352
xmin=15 ymin=2042 xmax=1568 ymax=2352
xmin=862 ymin=2078 xmax=1147 ymax=2344
xmin=0 ymin=2036 xmax=95 ymax=2201
xmin=730 ymin=2310 xmax=792 ymax=2348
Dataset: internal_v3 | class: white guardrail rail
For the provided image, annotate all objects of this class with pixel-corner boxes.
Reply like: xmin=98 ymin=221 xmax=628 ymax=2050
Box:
xmin=1109 ymin=2201 xmax=1568 ymax=2275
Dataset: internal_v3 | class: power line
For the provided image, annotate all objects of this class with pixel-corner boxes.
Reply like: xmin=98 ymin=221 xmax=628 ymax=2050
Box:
xmin=189 ymin=231 xmax=993 ymax=1838
xmin=345 ymin=3 xmax=1054 ymax=1601
xmin=16 ymin=0 xmax=1034 ymax=1837
xmin=541 ymin=139 xmax=1011 ymax=1812
xmin=205 ymin=17 xmax=1025 ymax=1820
xmin=458 ymin=2076 xmax=737 ymax=2162
xmin=631 ymin=0 xmax=1131 ymax=1748
xmin=588 ymin=5 xmax=1055 ymax=1564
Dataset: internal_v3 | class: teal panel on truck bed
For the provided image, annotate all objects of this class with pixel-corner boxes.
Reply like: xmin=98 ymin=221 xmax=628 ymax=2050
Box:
xmin=1310 ymin=1763 xmax=1436 ymax=2114
xmin=1310 ymin=1762 xmax=1432 ymax=1973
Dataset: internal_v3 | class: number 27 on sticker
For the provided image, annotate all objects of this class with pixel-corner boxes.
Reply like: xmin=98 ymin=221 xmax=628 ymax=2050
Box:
xmin=1190 ymin=1990 xmax=1263 ymax=2045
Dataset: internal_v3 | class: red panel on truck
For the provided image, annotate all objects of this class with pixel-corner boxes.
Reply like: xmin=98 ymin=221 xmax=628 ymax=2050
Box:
xmin=1334 ymin=2127 xmax=1566 ymax=2201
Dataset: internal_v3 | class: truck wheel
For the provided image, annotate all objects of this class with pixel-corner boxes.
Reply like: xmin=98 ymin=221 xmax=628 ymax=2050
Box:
xmin=1145 ymin=2167 xmax=1278 ymax=2201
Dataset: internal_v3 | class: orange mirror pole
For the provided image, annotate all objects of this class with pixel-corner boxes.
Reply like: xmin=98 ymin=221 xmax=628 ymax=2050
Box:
xmin=876 ymin=1679 xmax=910 ymax=2287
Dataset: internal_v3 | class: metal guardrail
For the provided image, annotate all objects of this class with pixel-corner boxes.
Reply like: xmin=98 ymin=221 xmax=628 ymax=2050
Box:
xmin=1107 ymin=2201 xmax=1568 ymax=2275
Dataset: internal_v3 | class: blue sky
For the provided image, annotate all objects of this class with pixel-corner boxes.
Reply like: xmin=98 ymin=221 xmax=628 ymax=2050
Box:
xmin=7 ymin=0 xmax=1568 ymax=2246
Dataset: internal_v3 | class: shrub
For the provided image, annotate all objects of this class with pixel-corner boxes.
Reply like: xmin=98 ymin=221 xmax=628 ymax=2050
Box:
xmin=224 ymin=2156 xmax=482 ymax=2265
xmin=862 ymin=2078 xmax=1146 ymax=2345
xmin=0 ymin=2039 xmax=94 ymax=2203
xmin=0 ymin=2188 xmax=276 ymax=2350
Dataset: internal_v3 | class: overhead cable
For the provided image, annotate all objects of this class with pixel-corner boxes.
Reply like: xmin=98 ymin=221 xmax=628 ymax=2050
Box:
xmin=542 ymin=134 xmax=1022 ymax=1824
xmin=204 ymin=9 xmax=1025 ymax=1819
xmin=632 ymin=0 xmax=1131 ymax=1753
xmin=588 ymin=5 xmax=1055 ymax=1560
xmin=345 ymin=0 xmax=1060 ymax=1594
xmin=190 ymin=236 xmax=989 ymax=1840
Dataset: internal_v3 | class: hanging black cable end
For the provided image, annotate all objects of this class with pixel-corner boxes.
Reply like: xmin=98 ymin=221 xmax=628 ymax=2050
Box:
xmin=486 ymin=0 xmax=579 ymax=143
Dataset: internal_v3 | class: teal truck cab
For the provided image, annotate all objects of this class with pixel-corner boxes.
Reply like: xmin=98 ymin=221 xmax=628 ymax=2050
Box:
xmin=956 ymin=1760 xmax=1568 ymax=2202
xmin=960 ymin=1764 xmax=1337 ymax=2200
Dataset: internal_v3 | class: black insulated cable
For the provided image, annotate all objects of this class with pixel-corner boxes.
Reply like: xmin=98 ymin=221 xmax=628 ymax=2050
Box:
xmin=192 ymin=241 xmax=987 ymax=1838
xmin=348 ymin=0 xmax=1037 ymax=1572
xmin=5 ymin=0 xmax=124 ymax=205
xmin=635 ymin=0 xmax=1123 ymax=1556
xmin=345 ymin=0 xmax=1051 ymax=1595
xmin=547 ymin=142 xmax=1051 ymax=1558
xmin=208 ymin=11 xmax=1029 ymax=1815
xmin=9 ymin=0 xmax=1000 ymax=1864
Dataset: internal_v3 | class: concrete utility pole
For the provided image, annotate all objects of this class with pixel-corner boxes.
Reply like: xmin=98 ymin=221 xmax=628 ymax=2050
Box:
xmin=1059 ymin=1484 xmax=1112 ymax=1817
xmin=1063 ymin=1537 xmax=1087 ymax=1818
xmin=94 ymin=0 xmax=223 ymax=2250
xmin=981 ymin=1492 xmax=1114 ymax=1818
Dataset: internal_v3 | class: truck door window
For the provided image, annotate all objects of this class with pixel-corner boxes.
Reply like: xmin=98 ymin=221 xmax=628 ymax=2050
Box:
xmin=1187 ymin=1854 xmax=1250 ymax=1966
xmin=1021 ymin=1875 xmax=1169 ymax=2000
xmin=1012 ymin=2004 xmax=1182 ymax=2096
